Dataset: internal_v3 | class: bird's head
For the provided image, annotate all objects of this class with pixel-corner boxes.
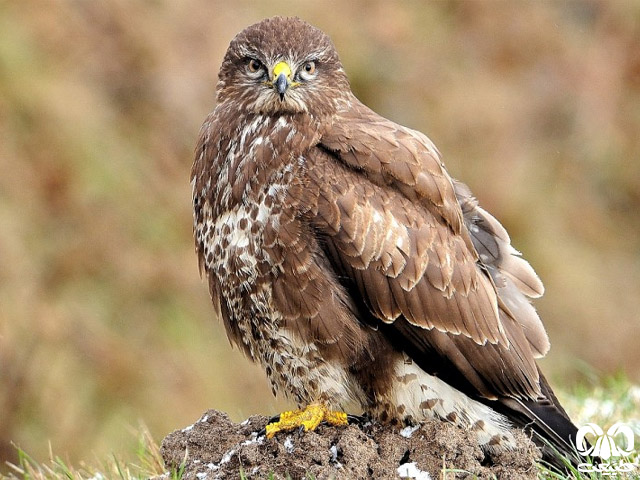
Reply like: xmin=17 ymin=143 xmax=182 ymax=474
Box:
xmin=216 ymin=17 xmax=351 ymax=116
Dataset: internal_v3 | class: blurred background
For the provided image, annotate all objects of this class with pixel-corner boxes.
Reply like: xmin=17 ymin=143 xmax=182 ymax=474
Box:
xmin=1 ymin=0 xmax=639 ymax=471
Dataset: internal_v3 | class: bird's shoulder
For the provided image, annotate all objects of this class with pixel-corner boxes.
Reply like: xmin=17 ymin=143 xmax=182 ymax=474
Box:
xmin=318 ymin=99 xmax=464 ymax=236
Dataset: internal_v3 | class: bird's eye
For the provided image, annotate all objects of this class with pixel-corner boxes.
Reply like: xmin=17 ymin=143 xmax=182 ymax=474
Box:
xmin=297 ymin=61 xmax=317 ymax=81
xmin=246 ymin=58 xmax=264 ymax=75
xmin=304 ymin=61 xmax=316 ymax=74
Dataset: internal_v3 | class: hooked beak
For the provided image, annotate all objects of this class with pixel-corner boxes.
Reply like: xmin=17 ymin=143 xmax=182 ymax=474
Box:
xmin=272 ymin=61 xmax=292 ymax=101
xmin=274 ymin=73 xmax=288 ymax=100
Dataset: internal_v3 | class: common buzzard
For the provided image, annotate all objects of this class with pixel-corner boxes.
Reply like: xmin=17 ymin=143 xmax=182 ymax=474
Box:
xmin=191 ymin=16 xmax=579 ymax=467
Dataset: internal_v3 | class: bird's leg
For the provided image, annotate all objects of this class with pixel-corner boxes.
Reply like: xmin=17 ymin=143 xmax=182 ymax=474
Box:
xmin=264 ymin=403 xmax=348 ymax=438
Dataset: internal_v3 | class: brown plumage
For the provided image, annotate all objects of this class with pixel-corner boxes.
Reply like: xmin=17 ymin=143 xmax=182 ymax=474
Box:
xmin=192 ymin=16 xmax=579 ymax=467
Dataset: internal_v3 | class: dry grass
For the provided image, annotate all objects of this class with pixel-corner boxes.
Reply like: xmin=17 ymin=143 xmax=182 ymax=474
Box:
xmin=1 ymin=0 xmax=639 ymax=472
xmin=1 ymin=425 xmax=168 ymax=480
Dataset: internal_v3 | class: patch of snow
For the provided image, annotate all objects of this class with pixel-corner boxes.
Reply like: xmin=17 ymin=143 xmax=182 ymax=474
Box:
xmin=397 ymin=462 xmax=431 ymax=480
xmin=196 ymin=472 xmax=207 ymax=480
xmin=329 ymin=444 xmax=343 ymax=468
xmin=219 ymin=449 xmax=235 ymax=465
xmin=284 ymin=436 xmax=294 ymax=454
xmin=207 ymin=463 xmax=218 ymax=471
xmin=241 ymin=432 xmax=264 ymax=446
xmin=199 ymin=414 xmax=209 ymax=423
xmin=329 ymin=444 xmax=338 ymax=461
xmin=400 ymin=424 xmax=420 ymax=438
xmin=181 ymin=424 xmax=194 ymax=432
xmin=240 ymin=418 xmax=250 ymax=426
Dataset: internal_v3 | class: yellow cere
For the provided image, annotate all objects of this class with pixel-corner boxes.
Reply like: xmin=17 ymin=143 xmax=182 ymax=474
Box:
xmin=270 ymin=61 xmax=301 ymax=88
xmin=272 ymin=61 xmax=292 ymax=79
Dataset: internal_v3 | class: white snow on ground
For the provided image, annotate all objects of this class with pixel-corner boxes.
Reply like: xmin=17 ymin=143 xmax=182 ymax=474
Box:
xmin=192 ymin=433 xmax=265 ymax=479
xmin=219 ymin=448 xmax=235 ymax=465
xmin=397 ymin=462 xmax=432 ymax=479
xmin=241 ymin=432 xmax=264 ymax=446
xmin=329 ymin=444 xmax=343 ymax=468
xmin=399 ymin=424 xmax=420 ymax=438
xmin=284 ymin=436 xmax=295 ymax=453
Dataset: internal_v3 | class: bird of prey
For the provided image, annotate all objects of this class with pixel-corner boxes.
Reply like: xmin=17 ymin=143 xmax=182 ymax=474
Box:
xmin=191 ymin=16 xmax=579 ymax=467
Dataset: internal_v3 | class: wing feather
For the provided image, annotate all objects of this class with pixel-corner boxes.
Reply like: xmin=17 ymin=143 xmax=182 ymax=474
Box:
xmin=321 ymin=104 xmax=463 ymax=234
xmin=305 ymin=101 xmax=547 ymax=400
xmin=453 ymin=180 xmax=550 ymax=357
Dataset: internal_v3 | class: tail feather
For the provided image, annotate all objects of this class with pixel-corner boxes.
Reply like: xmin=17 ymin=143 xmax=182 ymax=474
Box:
xmin=495 ymin=371 xmax=582 ymax=471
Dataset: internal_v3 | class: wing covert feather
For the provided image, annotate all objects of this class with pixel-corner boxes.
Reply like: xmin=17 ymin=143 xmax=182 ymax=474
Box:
xmin=308 ymin=147 xmax=506 ymax=347
xmin=321 ymin=102 xmax=464 ymax=235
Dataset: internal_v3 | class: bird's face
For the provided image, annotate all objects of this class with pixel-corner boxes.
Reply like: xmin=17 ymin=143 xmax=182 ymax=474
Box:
xmin=216 ymin=17 xmax=351 ymax=116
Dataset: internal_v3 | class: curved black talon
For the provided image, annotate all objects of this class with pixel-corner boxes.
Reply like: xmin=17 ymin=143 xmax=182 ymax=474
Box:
xmin=316 ymin=413 xmax=369 ymax=429
xmin=257 ymin=413 xmax=283 ymax=437
xmin=267 ymin=413 xmax=282 ymax=424
xmin=347 ymin=413 xmax=370 ymax=426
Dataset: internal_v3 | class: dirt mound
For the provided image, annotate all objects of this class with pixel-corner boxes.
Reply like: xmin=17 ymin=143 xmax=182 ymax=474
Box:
xmin=159 ymin=409 xmax=540 ymax=479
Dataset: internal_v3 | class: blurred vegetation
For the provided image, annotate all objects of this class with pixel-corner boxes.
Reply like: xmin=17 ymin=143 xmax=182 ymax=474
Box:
xmin=0 ymin=0 xmax=639 ymax=472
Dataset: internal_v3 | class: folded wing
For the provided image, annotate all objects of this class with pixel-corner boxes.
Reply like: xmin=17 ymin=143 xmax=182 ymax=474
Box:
xmin=310 ymin=100 xmax=549 ymax=401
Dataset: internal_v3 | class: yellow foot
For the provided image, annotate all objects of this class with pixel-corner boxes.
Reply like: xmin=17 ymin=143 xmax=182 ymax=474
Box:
xmin=265 ymin=403 xmax=348 ymax=438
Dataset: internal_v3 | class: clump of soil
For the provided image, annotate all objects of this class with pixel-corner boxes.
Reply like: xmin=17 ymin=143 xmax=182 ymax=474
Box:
xmin=159 ymin=409 xmax=540 ymax=479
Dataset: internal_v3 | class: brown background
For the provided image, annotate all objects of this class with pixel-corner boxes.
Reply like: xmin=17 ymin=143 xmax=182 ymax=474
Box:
xmin=1 ymin=0 xmax=638 ymax=469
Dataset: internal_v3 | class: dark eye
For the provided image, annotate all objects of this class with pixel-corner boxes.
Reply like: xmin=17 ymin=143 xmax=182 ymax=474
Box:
xmin=304 ymin=61 xmax=316 ymax=74
xmin=246 ymin=58 xmax=263 ymax=75
xmin=298 ymin=61 xmax=317 ymax=81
